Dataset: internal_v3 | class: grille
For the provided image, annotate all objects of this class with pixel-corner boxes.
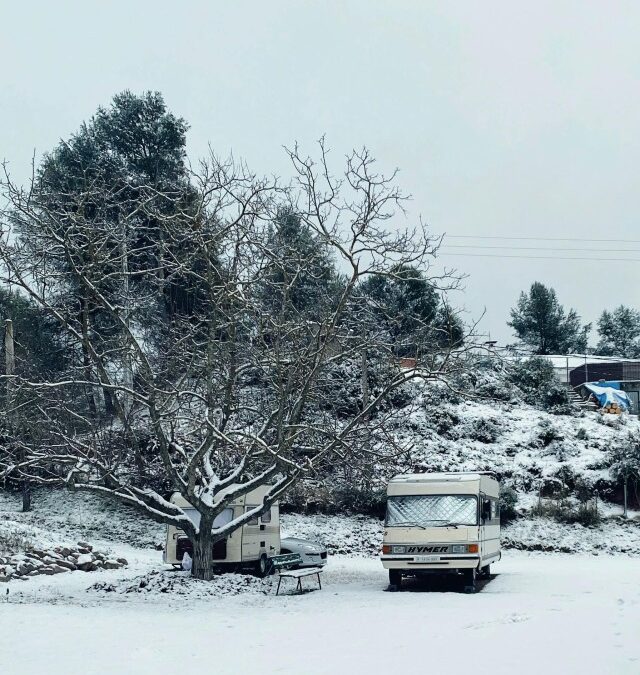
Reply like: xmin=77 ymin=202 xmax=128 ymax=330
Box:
xmin=176 ymin=537 xmax=227 ymax=561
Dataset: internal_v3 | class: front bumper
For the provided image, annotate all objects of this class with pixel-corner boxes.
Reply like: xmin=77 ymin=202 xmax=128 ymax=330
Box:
xmin=381 ymin=555 xmax=479 ymax=571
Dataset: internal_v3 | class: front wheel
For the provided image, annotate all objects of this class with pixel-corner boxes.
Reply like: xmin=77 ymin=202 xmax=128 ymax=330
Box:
xmin=463 ymin=567 xmax=477 ymax=593
xmin=388 ymin=569 xmax=402 ymax=591
xmin=480 ymin=564 xmax=491 ymax=578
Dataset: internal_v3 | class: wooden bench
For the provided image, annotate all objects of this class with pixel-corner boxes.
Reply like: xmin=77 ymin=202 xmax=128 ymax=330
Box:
xmin=270 ymin=553 xmax=324 ymax=596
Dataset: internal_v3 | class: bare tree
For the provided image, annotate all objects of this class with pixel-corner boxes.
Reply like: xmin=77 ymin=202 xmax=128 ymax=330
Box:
xmin=0 ymin=142 xmax=469 ymax=579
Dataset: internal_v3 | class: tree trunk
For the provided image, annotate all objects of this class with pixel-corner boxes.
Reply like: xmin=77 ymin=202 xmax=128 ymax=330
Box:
xmin=22 ymin=477 xmax=31 ymax=512
xmin=623 ymin=477 xmax=628 ymax=518
xmin=191 ymin=516 xmax=215 ymax=580
xmin=80 ymin=301 xmax=98 ymax=420
xmin=361 ymin=348 xmax=369 ymax=416
xmin=5 ymin=319 xmax=30 ymax=512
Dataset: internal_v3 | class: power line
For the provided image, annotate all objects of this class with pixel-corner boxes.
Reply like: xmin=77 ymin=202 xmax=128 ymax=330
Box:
xmin=439 ymin=252 xmax=640 ymax=262
xmin=443 ymin=244 xmax=640 ymax=253
xmin=445 ymin=234 xmax=640 ymax=244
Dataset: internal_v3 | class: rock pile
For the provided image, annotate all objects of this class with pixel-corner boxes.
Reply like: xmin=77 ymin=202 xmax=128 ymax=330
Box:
xmin=0 ymin=541 xmax=128 ymax=581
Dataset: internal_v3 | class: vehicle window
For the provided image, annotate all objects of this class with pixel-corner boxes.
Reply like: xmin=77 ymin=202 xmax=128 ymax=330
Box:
xmin=213 ymin=509 xmax=233 ymax=529
xmin=245 ymin=507 xmax=258 ymax=526
xmin=261 ymin=509 xmax=272 ymax=524
xmin=182 ymin=507 xmax=234 ymax=530
xmin=386 ymin=494 xmax=478 ymax=527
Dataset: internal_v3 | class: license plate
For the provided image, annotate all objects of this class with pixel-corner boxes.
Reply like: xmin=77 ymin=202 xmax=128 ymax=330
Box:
xmin=414 ymin=555 xmax=439 ymax=563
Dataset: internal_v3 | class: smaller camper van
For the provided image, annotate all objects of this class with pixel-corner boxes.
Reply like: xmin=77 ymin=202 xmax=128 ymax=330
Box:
xmin=164 ymin=485 xmax=280 ymax=576
xmin=381 ymin=472 xmax=500 ymax=592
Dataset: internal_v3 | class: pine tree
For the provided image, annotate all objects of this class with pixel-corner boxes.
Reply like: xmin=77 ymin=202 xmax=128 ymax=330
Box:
xmin=359 ymin=266 xmax=462 ymax=356
xmin=262 ymin=208 xmax=342 ymax=319
xmin=508 ymin=282 xmax=590 ymax=355
xmin=596 ymin=305 xmax=640 ymax=357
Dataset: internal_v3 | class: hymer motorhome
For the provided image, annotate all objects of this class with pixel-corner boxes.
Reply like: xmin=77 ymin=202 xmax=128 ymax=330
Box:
xmin=164 ymin=485 xmax=280 ymax=576
xmin=381 ymin=472 xmax=500 ymax=592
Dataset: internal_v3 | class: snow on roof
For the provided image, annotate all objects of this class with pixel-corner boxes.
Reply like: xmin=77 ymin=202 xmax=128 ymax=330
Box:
xmin=390 ymin=471 xmax=494 ymax=483
xmin=498 ymin=353 xmax=639 ymax=369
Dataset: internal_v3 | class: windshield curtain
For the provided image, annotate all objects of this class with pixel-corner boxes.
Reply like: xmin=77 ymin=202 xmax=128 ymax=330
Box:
xmin=182 ymin=508 xmax=234 ymax=530
xmin=386 ymin=494 xmax=478 ymax=527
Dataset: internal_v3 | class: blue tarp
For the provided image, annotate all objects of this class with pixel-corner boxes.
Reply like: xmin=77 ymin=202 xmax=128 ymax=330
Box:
xmin=591 ymin=380 xmax=621 ymax=390
xmin=584 ymin=383 xmax=631 ymax=410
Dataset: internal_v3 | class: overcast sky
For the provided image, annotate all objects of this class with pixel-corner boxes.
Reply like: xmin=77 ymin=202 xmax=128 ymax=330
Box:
xmin=2 ymin=1 xmax=639 ymax=344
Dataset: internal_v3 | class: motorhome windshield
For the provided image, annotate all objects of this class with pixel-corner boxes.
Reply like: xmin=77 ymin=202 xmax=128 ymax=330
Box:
xmin=386 ymin=494 xmax=478 ymax=527
xmin=182 ymin=508 xmax=234 ymax=530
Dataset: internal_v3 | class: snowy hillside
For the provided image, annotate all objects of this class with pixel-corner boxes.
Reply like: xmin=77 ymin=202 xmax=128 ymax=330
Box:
xmin=398 ymin=393 xmax=635 ymax=491
xmin=308 ymin=375 xmax=640 ymax=513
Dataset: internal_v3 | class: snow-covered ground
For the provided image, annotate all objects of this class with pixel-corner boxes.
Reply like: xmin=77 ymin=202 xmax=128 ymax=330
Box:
xmin=2 ymin=486 xmax=640 ymax=674
xmin=1 ymin=552 xmax=639 ymax=675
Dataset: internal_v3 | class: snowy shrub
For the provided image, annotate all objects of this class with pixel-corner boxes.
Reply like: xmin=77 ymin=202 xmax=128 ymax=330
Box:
xmin=320 ymin=358 xmax=362 ymax=417
xmin=509 ymin=357 xmax=554 ymax=396
xmin=537 ymin=420 xmax=564 ymax=447
xmin=331 ymin=484 xmax=387 ymax=518
xmin=426 ymin=407 xmax=461 ymax=438
xmin=499 ymin=486 xmax=519 ymax=523
xmin=469 ymin=368 xmax=521 ymax=403
xmin=553 ymin=503 xmax=601 ymax=527
xmin=421 ymin=382 xmax=461 ymax=407
xmin=0 ymin=527 xmax=32 ymax=555
xmin=509 ymin=357 xmax=573 ymax=413
xmin=542 ymin=381 xmax=575 ymax=415
xmin=282 ymin=482 xmax=334 ymax=514
xmin=467 ymin=417 xmax=501 ymax=444
xmin=576 ymin=427 xmax=589 ymax=441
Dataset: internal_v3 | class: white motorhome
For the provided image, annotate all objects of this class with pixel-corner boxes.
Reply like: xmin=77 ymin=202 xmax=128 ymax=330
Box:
xmin=381 ymin=472 xmax=500 ymax=592
xmin=164 ymin=485 xmax=280 ymax=576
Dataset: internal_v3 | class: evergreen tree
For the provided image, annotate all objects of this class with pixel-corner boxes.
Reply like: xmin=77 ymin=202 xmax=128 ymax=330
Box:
xmin=596 ymin=305 xmax=640 ymax=357
xmin=508 ymin=282 xmax=590 ymax=355
xmin=359 ymin=266 xmax=462 ymax=356
xmin=262 ymin=208 xmax=342 ymax=319
xmin=34 ymin=90 xmax=200 ymax=322
xmin=0 ymin=288 xmax=66 ymax=379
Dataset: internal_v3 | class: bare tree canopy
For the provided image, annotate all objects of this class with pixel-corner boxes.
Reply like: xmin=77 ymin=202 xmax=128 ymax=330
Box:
xmin=0 ymin=112 xmax=470 ymax=578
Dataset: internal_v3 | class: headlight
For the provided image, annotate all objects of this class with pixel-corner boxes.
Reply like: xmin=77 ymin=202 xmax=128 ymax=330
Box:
xmin=391 ymin=545 xmax=406 ymax=554
xmin=451 ymin=545 xmax=467 ymax=554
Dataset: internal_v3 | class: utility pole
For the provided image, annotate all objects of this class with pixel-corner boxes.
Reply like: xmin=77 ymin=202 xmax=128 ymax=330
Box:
xmin=5 ymin=319 xmax=30 ymax=511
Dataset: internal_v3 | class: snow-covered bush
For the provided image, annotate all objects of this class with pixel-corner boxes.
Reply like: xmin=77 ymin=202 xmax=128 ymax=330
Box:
xmin=499 ymin=485 xmax=519 ymax=523
xmin=467 ymin=417 xmax=501 ymax=444
xmin=426 ymin=407 xmax=461 ymax=438
xmin=508 ymin=357 xmax=574 ymax=413
xmin=0 ymin=527 xmax=32 ymax=555
xmin=537 ymin=420 xmax=564 ymax=447
xmin=531 ymin=500 xmax=601 ymax=527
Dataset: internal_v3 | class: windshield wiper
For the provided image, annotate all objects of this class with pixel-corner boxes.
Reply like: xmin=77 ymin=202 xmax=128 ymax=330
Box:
xmin=422 ymin=519 xmax=460 ymax=528
xmin=389 ymin=520 xmax=426 ymax=529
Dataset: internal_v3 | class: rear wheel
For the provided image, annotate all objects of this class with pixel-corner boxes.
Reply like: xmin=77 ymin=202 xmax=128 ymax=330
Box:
xmin=256 ymin=554 xmax=270 ymax=578
xmin=388 ymin=569 xmax=402 ymax=591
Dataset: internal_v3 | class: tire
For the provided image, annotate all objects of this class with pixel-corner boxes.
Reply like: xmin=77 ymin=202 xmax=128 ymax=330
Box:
xmin=481 ymin=564 xmax=491 ymax=578
xmin=388 ymin=569 xmax=402 ymax=591
xmin=463 ymin=567 xmax=477 ymax=593
xmin=256 ymin=554 xmax=269 ymax=578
